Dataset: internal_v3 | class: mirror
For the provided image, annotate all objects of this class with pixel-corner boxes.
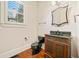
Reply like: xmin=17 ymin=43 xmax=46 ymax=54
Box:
xmin=51 ymin=6 xmax=68 ymax=26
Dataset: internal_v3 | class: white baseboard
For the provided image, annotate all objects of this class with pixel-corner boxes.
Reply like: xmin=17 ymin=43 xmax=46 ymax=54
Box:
xmin=0 ymin=44 xmax=30 ymax=58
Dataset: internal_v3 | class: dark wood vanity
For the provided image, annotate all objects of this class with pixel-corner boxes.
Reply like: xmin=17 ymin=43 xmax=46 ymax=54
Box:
xmin=45 ymin=34 xmax=71 ymax=58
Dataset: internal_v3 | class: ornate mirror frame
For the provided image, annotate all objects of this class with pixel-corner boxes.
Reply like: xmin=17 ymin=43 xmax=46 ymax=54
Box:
xmin=51 ymin=5 xmax=68 ymax=26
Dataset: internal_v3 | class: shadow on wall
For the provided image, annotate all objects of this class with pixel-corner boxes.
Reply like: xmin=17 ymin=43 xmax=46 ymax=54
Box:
xmin=71 ymin=37 xmax=78 ymax=58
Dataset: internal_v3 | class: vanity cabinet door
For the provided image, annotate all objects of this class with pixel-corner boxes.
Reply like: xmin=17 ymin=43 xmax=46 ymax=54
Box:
xmin=45 ymin=39 xmax=55 ymax=57
xmin=45 ymin=41 xmax=71 ymax=58
xmin=45 ymin=39 xmax=52 ymax=56
xmin=45 ymin=35 xmax=71 ymax=58
xmin=53 ymin=42 xmax=71 ymax=58
xmin=54 ymin=43 xmax=67 ymax=58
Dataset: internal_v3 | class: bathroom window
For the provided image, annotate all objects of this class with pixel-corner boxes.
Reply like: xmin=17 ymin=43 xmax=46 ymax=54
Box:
xmin=5 ymin=1 xmax=25 ymax=25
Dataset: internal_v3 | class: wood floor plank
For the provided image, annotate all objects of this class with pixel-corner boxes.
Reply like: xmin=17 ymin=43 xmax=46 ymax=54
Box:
xmin=13 ymin=48 xmax=45 ymax=58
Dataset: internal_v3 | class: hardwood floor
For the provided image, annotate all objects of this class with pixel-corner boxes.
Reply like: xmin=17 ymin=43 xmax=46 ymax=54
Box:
xmin=12 ymin=48 xmax=45 ymax=58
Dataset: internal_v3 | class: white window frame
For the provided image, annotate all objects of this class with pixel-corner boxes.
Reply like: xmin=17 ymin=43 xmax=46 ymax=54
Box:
xmin=4 ymin=1 xmax=26 ymax=25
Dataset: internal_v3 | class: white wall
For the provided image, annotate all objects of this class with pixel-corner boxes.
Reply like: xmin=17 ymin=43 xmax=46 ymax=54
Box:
xmin=1 ymin=1 xmax=79 ymax=58
xmin=0 ymin=1 xmax=38 ymax=58
xmin=37 ymin=1 xmax=79 ymax=57
xmin=72 ymin=2 xmax=79 ymax=57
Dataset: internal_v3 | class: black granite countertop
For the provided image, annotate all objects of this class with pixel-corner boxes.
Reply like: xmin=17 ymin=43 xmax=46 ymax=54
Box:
xmin=45 ymin=34 xmax=72 ymax=39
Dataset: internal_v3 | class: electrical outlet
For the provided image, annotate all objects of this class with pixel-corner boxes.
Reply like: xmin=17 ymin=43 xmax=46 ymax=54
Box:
xmin=24 ymin=37 xmax=28 ymax=41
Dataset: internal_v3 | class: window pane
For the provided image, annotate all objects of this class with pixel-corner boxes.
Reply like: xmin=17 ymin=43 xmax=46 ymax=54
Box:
xmin=8 ymin=1 xmax=18 ymax=22
xmin=18 ymin=3 xmax=23 ymax=14
xmin=17 ymin=14 xmax=23 ymax=23
xmin=8 ymin=1 xmax=18 ymax=11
